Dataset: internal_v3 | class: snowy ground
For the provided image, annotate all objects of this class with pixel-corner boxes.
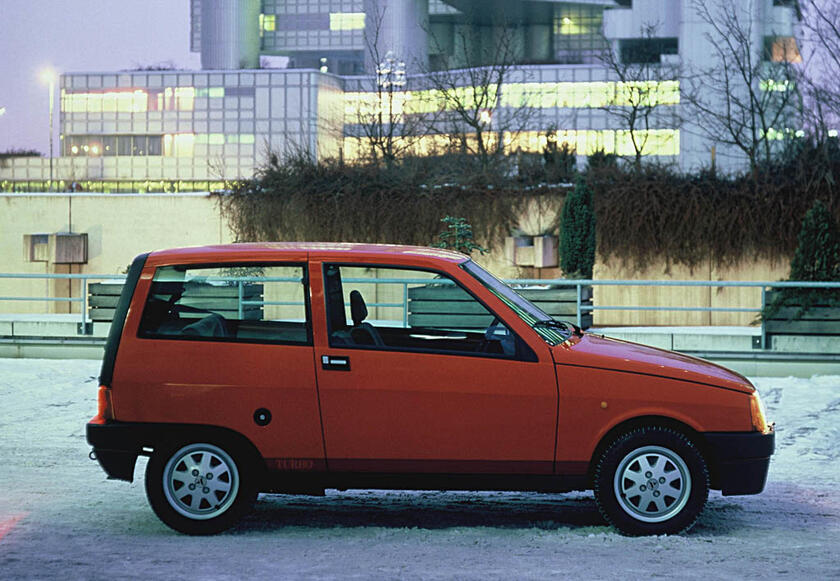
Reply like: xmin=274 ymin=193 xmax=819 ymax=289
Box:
xmin=0 ymin=359 xmax=838 ymax=580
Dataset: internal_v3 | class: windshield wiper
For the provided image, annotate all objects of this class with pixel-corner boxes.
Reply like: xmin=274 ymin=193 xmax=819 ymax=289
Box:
xmin=533 ymin=319 xmax=583 ymax=337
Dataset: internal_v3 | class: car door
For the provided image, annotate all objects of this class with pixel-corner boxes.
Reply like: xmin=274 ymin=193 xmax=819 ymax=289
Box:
xmin=310 ymin=261 xmax=558 ymax=474
xmin=115 ymin=259 xmax=325 ymax=468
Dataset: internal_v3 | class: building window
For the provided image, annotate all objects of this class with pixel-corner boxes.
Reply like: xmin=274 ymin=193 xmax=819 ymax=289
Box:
xmin=63 ymin=87 xmax=196 ymax=113
xmin=329 ymin=12 xmax=365 ymax=31
xmin=195 ymin=134 xmax=255 ymax=145
xmin=764 ymin=36 xmax=802 ymax=63
xmin=261 ymin=14 xmax=276 ymax=32
xmin=553 ymin=5 xmax=606 ymax=63
xmin=619 ymin=38 xmax=679 ymax=64
xmin=62 ymin=89 xmax=149 ymax=114
xmin=163 ymin=134 xmax=195 ymax=157
xmin=64 ymin=135 xmax=169 ymax=157
xmin=196 ymin=87 xmax=226 ymax=98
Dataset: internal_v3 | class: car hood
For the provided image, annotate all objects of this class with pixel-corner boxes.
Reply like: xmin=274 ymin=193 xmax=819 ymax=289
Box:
xmin=551 ymin=333 xmax=754 ymax=393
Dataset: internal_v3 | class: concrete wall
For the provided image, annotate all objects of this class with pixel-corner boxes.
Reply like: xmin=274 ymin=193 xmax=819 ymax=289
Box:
xmin=0 ymin=192 xmax=789 ymax=325
xmin=0 ymin=193 xmax=233 ymax=314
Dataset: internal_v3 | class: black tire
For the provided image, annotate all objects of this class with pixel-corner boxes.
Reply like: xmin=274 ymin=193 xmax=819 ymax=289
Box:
xmin=594 ymin=426 xmax=709 ymax=536
xmin=145 ymin=436 xmax=258 ymax=535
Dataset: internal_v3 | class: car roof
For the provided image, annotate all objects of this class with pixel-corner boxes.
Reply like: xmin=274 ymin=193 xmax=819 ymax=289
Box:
xmin=145 ymin=242 xmax=469 ymax=267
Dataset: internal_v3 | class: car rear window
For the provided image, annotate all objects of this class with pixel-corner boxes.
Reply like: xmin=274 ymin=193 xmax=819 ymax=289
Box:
xmin=138 ymin=264 xmax=310 ymax=345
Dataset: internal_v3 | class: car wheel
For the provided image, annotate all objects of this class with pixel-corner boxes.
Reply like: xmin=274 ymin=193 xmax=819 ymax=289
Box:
xmin=146 ymin=438 xmax=257 ymax=535
xmin=594 ymin=426 xmax=709 ymax=536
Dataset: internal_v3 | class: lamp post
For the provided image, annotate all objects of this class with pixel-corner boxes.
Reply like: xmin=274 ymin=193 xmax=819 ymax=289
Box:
xmin=376 ymin=51 xmax=406 ymax=90
xmin=40 ymin=68 xmax=57 ymax=191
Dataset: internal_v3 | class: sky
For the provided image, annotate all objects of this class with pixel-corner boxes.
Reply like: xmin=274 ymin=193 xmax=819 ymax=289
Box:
xmin=0 ymin=0 xmax=200 ymax=154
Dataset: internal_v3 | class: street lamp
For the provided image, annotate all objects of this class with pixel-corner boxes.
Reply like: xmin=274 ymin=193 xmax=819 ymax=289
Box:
xmin=376 ymin=51 xmax=406 ymax=90
xmin=39 ymin=67 xmax=58 ymax=191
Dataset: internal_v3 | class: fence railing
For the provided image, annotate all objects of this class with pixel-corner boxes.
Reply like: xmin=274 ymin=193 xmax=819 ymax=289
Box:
xmin=1 ymin=273 xmax=839 ymax=349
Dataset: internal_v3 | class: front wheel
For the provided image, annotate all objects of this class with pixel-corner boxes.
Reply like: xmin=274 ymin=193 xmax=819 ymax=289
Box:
xmin=146 ymin=438 xmax=257 ymax=535
xmin=594 ymin=427 xmax=709 ymax=536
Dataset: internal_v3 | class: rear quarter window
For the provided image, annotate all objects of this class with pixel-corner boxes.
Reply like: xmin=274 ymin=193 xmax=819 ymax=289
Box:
xmin=138 ymin=264 xmax=310 ymax=345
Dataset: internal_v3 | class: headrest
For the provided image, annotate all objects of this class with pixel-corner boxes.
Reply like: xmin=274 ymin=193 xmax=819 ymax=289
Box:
xmin=350 ymin=290 xmax=368 ymax=326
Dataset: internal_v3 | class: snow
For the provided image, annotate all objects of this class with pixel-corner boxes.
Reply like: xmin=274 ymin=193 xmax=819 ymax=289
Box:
xmin=0 ymin=359 xmax=838 ymax=580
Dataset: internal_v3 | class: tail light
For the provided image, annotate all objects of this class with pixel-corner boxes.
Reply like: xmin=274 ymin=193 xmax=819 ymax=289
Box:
xmin=96 ymin=385 xmax=114 ymax=422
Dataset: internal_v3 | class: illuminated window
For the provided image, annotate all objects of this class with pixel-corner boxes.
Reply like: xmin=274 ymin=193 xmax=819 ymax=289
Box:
xmin=760 ymin=79 xmax=794 ymax=92
xmin=764 ymin=36 xmax=802 ymax=63
xmin=345 ymin=80 xmax=679 ymax=127
xmin=196 ymin=87 xmax=225 ymax=98
xmin=175 ymin=87 xmax=195 ymax=110
xmin=63 ymin=135 xmax=166 ymax=156
xmin=63 ymin=88 xmax=197 ymax=113
xmin=163 ymin=133 xmax=195 ymax=157
xmin=342 ymin=129 xmax=679 ymax=161
xmin=261 ymin=14 xmax=276 ymax=32
xmin=62 ymin=89 xmax=149 ymax=114
xmin=330 ymin=12 xmax=366 ymax=31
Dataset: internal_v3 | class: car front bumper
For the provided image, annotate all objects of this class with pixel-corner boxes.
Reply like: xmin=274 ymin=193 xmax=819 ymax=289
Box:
xmin=702 ymin=430 xmax=775 ymax=495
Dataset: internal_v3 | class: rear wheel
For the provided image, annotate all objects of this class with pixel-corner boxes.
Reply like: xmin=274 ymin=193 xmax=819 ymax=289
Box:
xmin=594 ymin=427 xmax=709 ymax=536
xmin=146 ymin=438 xmax=257 ymax=535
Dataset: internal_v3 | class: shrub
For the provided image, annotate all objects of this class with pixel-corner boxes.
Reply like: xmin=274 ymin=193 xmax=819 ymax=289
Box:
xmin=764 ymin=200 xmax=840 ymax=319
xmin=433 ymin=216 xmax=488 ymax=255
xmin=560 ymin=177 xmax=596 ymax=278
xmin=789 ymin=200 xmax=840 ymax=283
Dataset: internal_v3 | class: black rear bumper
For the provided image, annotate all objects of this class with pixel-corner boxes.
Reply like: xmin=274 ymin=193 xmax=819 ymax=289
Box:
xmin=87 ymin=421 xmax=161 ymax=482
xmin=702 ymin=430 xmax=775 ymax=495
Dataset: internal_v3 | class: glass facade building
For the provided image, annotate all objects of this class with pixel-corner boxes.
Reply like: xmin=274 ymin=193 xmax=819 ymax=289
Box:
xmin=0 ymin=0 xmax=801 ymax=191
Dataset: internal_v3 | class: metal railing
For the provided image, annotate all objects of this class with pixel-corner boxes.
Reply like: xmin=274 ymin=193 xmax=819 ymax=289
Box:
xmin=1 ymin=273 xmax=838 ymax=349
xmin=0 ymin=273 xmax=125 ymax=333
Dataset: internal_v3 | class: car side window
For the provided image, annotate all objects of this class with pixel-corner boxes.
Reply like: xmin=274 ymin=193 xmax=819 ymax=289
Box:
xmin=323 ymin=264 xmax=525 ymax=358
xmin=138 ymin=264 xmax=310 ymax=345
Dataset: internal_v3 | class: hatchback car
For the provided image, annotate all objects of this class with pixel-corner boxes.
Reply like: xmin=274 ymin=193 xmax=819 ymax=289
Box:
xmin=87 ymin=243 xmax=774 ymax=535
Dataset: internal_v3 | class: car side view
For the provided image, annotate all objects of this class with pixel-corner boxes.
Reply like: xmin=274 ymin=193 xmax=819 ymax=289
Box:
xmin=86 ymin=243 xmax=774 ymax=535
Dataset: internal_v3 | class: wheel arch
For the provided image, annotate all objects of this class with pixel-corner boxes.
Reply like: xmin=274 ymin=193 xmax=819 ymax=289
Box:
xmin=145 ymin=423 xmax=267 ymax=482
xmin=587 ymin=415 xmax=710 ymax=487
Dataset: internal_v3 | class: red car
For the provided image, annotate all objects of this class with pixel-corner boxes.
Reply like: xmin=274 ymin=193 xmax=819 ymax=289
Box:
xmin=87 ymin=243 xmax=774 ymax=535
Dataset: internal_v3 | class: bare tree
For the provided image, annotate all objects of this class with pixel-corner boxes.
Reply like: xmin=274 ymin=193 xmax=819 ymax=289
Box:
xmin=423 ymin=16 xmax=535 ymax=175
xmin=682 ymin=0 xmax=801 ymax=180
xmin=349 ymin=1 xmax=436 ymax=167
xmin=599 ymin=24 xmax=682 ymax=170
xmin=799 ymin=0 xmax=840 ymax=137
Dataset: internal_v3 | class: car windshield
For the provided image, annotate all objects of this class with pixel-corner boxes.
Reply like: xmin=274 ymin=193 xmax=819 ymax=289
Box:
xmin=461 ymin=260 xmax=572 ymax=345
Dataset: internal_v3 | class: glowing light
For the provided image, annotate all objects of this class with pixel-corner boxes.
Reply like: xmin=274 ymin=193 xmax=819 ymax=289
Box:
xmin=330 ymin=12 xmax=366 ymax=31
xmin=163 ymin=133 xmax=195 ymax=157
xmin=262 ymin=14 xmax=276 ymax=32
xmin=479 ymin=110 xmax=492 ymax=125
xmin=342 ymin=129 xmax=680 ymax=161
xmin=39 ymin=67 xmax=58 ymax=86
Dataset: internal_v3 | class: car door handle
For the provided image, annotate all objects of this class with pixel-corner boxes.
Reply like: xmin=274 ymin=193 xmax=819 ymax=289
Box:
xmin=321 ymin=355 xmax=351 ymax=371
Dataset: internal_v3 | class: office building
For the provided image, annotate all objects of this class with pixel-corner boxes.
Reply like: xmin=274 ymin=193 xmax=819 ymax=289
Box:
xmin=0 ymin=0 xmax=802 ymax=191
